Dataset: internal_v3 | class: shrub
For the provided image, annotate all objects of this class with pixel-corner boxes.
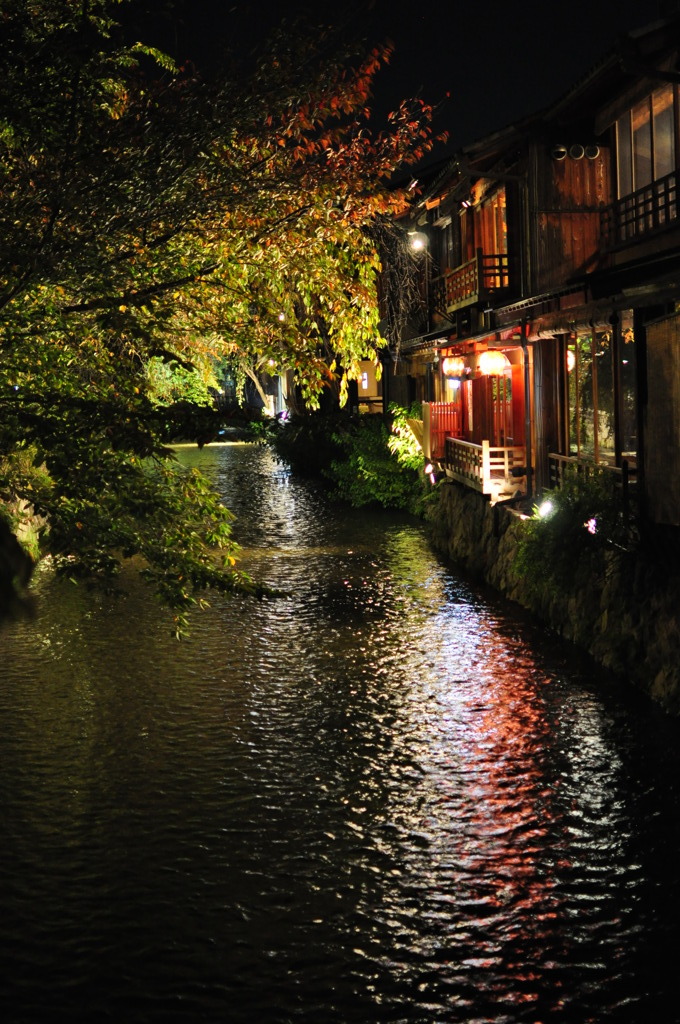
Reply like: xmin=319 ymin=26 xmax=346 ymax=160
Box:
xmin=266 ymin=404 xmax=428 ymax=512
xmin=512 ymin=467 xmax=635 ymax=597
xmin=327 ymin=406 xmax=427 ymax=511
xmin=387 ymin=401 xmax=423 ymax=471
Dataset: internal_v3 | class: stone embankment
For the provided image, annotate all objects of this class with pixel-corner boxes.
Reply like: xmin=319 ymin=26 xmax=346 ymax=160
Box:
xmin=0 ymin=515 xmax=35 ymax=623
xmin=427 ymin=479 xmax=680 ymax=714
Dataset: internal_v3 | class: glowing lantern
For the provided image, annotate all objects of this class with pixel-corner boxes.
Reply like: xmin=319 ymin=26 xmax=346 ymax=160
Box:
xmin=478 ymin=349 xmax=510 ymax=375
xmin=567 ymin=349 xmax=576 ymax=372
xmin=441 ymin=356 xmax=466 ymax=377
xmin=408 ymin=231 xmax=429 ymax=252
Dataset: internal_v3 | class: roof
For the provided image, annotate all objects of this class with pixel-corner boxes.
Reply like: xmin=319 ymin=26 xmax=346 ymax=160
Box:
xmin=411 ymin=12 xmax=680 ymax=209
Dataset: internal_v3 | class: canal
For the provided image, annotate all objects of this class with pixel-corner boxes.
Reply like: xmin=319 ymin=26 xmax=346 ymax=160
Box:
xmin=1 ymin=443 xmax=680 ymax=1023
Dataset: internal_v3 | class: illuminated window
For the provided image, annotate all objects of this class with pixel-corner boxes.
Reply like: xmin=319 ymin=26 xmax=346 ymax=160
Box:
xmin=567 ymin=316 xmax=637 ymax=463
xmin=615 ymin=85 xmax=677 ymax=198
xmin=477 ymin=187 xmax=508 ymax=290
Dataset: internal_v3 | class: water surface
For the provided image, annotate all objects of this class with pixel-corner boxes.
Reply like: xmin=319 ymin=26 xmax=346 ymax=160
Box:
xmin=1 ymin=443 xmax=679 ymax=1023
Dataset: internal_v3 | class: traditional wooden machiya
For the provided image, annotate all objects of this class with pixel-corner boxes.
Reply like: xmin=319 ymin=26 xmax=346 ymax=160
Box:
xmin=382 ymin=10 xmax=680 ymax=529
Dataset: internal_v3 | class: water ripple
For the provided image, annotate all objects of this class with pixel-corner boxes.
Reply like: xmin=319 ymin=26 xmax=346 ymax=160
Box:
xmin=1 ymin=444 xmax=680 ymax=1022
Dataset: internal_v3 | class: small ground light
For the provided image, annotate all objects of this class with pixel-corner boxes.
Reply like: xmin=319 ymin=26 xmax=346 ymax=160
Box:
xmin=585 ymin=517 xmax=598 ymax=534
xmin=537 ymin=499 xmax=554 ymax=518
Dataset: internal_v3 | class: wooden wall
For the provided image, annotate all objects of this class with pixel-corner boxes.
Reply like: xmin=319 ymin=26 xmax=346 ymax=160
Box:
xmin=645 ymin=313 xmax=680 ymax=526
xmin=532 ymin=145 xmax=610 ymax=293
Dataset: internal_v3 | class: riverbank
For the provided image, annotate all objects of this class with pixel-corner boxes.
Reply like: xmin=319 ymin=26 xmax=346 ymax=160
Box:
xmin=426 ymin=479 xmax=680 ymax=714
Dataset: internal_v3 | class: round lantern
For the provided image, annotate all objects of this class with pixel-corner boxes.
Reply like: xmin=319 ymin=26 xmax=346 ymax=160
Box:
xmin=566 ymin=349 xmax=576 ymax=372
xmin=478 ymin=350 xmax=510 ymax=376
xmin=441 ymin=356 xmax=466 ymax=377
xmin=408 ymin=231 xmax=429 ymax=252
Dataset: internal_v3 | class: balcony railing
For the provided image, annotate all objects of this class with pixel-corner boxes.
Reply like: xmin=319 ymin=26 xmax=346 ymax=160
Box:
xmin=442 ymin=248 xmax=514 ymax=312
xmin=600 ymin=170 xmax=678 ymax=249
xmin=422 ymin=401 xmax=463 ymax=460
xmin=548 ymin=453 xmax=637 ymax=518
xmin=445 ymin=437 xmax=527 ymax=503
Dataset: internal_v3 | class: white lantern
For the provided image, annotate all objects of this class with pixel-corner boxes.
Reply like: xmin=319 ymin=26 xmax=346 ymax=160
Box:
xmin=478 ymin=350 xmax=510 ymax=376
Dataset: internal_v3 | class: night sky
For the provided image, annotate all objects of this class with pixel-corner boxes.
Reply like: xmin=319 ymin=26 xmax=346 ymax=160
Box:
xmin=132 ymin=0 xmax=662 ymax=149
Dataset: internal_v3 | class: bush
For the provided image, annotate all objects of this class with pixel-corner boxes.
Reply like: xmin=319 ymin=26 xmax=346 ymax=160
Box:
xmin=327 ymin=406 xmax=427 ymax=511
xmin=512 ymin=467 xmax=635 ymax=597
xmin=266 ymin=405 xmax=428 ymax=512
xmin=387 ymin=402 xmax=423 ymax=471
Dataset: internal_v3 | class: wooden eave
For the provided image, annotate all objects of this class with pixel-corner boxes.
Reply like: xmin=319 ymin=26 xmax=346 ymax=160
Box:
xmin=412 ymin=14 xmax=680 ymax=218
xmin=586 ymin=243 xmax=680 ymax=301
xmin=595 ymin=50 xmax=680 ymax=132
xmin=545 ymin=16 xmax=680 ymax=132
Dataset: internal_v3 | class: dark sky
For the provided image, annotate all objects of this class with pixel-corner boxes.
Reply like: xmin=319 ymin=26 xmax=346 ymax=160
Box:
xmin=132 ymin=0 xmax=664 ymax=149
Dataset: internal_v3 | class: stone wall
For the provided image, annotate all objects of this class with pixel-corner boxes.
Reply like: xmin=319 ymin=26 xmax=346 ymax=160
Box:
xmin=426 ymin=478 xmax=680 ymax=713
xmin=0 ymin=516 xmax=34 ymax=623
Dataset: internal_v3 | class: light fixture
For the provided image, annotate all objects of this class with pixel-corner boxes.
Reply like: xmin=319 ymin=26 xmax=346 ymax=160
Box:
xmin=537 ymin=499 xmax=554 ymax=519
xmin=408 ymin=231 xmax=428 ymax=252
xmin=567 ymin=349 xmax=576 ymax=372
xmin=478 ymin=350 xmax=510 ymax=375
xmin=441 ymin=355 xmax=466 ymax=377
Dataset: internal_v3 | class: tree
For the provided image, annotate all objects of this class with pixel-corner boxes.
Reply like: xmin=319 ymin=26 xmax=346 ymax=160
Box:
xmin=0 ymin=0 xmax=441 ymax=631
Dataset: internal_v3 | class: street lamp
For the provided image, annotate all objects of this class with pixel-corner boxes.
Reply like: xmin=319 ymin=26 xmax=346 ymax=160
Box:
xmin=408 ymin=230 xmax=428 ymax=252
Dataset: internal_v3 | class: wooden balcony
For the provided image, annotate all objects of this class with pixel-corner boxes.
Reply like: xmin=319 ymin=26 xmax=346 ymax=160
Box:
xmin=442 ymin=248 xmax=514 ymax=312
xmin=600 ymin=170 xmax=678 ymax=250
xmin=418 ymin=404 xmax=526 ymax=503
xmin=422 ymin=401 xmax=463 ymax=460
xmin=445 ymin=437 xmax=527 ymax=503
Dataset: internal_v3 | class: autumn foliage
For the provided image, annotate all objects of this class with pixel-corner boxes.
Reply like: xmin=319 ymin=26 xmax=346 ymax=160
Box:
xmin=0 ymin=0 xmax=442 ymax=629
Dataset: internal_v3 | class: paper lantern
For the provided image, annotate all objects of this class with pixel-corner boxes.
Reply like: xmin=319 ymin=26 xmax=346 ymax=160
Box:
xmin=478 ymin=350 xmax=510 ymax=376
xmin=441 ymin=356 xmax=466 ymax=377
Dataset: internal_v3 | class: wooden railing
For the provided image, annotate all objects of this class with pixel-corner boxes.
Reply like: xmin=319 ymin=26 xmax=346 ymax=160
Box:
xmin=600 ymin=170 xmax=678 ymax=249
xmin=445 ymin=437 xmax=526 ymax=501
xmin=442 ymin=249 xmax=514 ymax=311
xmin=422 ymin=402 xmax=462 ymax=459
xmin=548 ymin=452 xmax=637 ymax=516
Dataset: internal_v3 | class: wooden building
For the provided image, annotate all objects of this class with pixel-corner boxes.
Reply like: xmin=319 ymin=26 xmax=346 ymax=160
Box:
xmin=385 ymin=11 xmax=680 ymax=525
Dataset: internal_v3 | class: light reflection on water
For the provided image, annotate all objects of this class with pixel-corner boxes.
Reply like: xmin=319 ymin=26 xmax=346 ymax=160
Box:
xmin=1 ymin=443 xmax=680 ymax=1022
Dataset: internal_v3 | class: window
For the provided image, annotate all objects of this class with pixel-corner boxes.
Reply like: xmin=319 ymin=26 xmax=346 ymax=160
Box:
xmin=476 ymin=187 xmax=508 ymax=290
xmin=653 ymin=86 xmax=675 ymax=179
xmin=616 ymin=84 xmax=677 ymax=198
xmin=567 ymin=314 xmax=636 ymax=463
